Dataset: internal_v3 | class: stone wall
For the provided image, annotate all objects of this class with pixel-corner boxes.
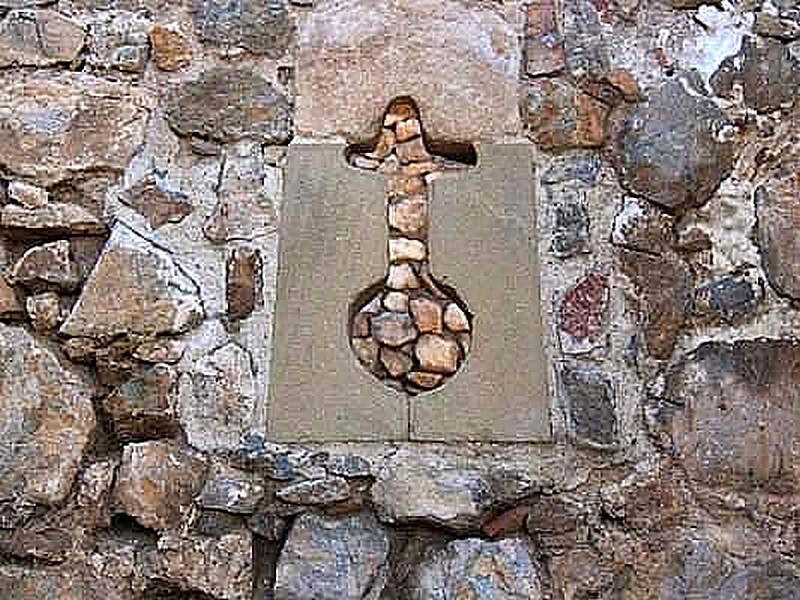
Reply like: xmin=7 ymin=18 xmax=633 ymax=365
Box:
xmin=1 ymin=0 xmax=799 ymax=598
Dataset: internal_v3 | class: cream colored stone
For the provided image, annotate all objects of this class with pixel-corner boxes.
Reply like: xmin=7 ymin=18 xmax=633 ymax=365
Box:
xmin=389 ymin=238 xmax=426 ymax=262
xmin=388 ymin=194 xmax=427 ymax=236
xmin=443 ymin=303 xmax=470 ymax=332
xmin=415 ymin=334 xmax=460 ymax=374
xmin=410 ymin=297 xmax=443 ymax=334
xmin=387 ymin=174 xmax=425 ymax=198
xmin=8 ymin=180 xmax=47 ymax=208
xmin=295 ymin=0 xmax=521 ymax=141
xmin=352 ymin=311 xmax=371 ymax=337
xmin=396 ymin=118 xmax=422 ymax=142
xmin=386 ymin=263 xmax=420 ymax=290
xmin=383 ymin=290 xmax=409 ymax=312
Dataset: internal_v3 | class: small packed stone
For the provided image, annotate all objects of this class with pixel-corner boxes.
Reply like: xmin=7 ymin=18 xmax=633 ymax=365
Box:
xmin=348 ymin=98 xmax=473 ymax=395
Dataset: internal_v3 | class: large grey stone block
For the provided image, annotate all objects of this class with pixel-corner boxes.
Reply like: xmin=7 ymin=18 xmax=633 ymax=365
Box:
xmin=268 ymin=143 xmax=550 ymax=441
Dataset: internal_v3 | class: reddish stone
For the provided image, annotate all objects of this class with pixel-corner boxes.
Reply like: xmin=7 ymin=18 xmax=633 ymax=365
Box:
xmin=482 ymin=505 xmax=530 ymax=539
xmin=227 ymin=248 xmax=262 ymax=320
xmin=559 ymin=272 xmax=609 ymax=354
xmin=526 ymin=79 xmax=609 ymax=150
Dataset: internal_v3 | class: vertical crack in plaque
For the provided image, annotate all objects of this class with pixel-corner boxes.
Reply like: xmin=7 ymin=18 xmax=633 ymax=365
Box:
xmin=347 ymin=97 xmax=476 ymax=395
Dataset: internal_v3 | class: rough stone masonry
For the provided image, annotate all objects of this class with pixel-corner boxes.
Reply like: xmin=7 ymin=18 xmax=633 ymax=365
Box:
xmin=0 ymin=0 xmax=799 ymax=598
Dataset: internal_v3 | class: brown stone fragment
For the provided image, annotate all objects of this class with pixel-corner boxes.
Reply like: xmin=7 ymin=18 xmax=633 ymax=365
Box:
xmin=11 ymin=240 xmax=79 ymax=291
xmin=149 ymin=24 xmax=190 ymax=71
xmin=415 ymin=334 xmax=460 ymax=374
xmin=133 ymin=339 xmax=185 ymax=364
xmin=113 ymin=440 xmax=207 ymax=531
xmin=1 ymin=202 xmax=107 ymax=236
xmin=620 ymin=250 xmax=693 ymax=360
xmin=380 ymin=347 xmax=413 ymax=378
xmin=387 ymin=174 xmax=426 ymax=198
xmin=482 ymin=505 xmax=530 ymax=539
xmin=226 ymin=247 xmax=262 ymax=320
xmin=407 ymin=371 xmax=443 ymax=389
xmin=384 ymin=99 xmax=418 ymax=127
xmin=371 ymin=311 xmax=418 ymax=347
xmin=443 ymin=303 xmax=469 ymax=332
xmin=606 ymin=69 xmax=642 ymax=102
xmin=388 ymin=193 xmax=427 ymax=236
xmin=120 ymin=175 xmax=193 ymax=229
xmin=526 ymin=79 xmax=609 ymax=149
xmin=410 ymin=297 xmax=443 ymax=333
xmin=369 ymin=128 xmax=396 ymax=160
xmin=352 ymin=311 xmax=371 ymax=337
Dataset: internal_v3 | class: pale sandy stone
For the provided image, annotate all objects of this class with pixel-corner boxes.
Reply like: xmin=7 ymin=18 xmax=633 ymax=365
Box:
xmin=388 ymin=238 xmax=426 ymax=262
xmin=7 ymin=180 xmax=47 ymax=208
xmin=415 ymin=334 xmax=460 ymax=374
xmin=443 ymin=303 xmax=470 ymax=332
xmin=407 ymin=371 xmax=443 ymax=389
xmin=388 ymin=194 xmax=427 ymax=236
xmin=352 ymin=311 xmax=371 ymax=337
xmin=383 ymin=291 xmax=409 ymax=312
xmin=386 ymin=263 xmax=420 ymax=290
xmin=380 ymin=347 xmax=413 ymax=377
xmin=371 ymin=312 xmax=417 ymax=347
xmin=295 ymin=0 xmax=521 ymax=141
xmin=0 ymin=277 xmax=22 ymax=318
xmin=410 ymin=297 xmax=443 ymax=334
xmin=396 ymin=118 xmax=422 ymax=142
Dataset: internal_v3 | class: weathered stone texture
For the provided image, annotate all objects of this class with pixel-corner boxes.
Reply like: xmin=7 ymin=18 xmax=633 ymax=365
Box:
xmin=0 ymin=73 xmax=149 ymax=184
xmin=755 ymin=154 xmax=800 ymax=301
xmin=113 ymin=440 xmax=207 ymax=530
xmin=0 ymin=324 xmax=96 ymax=505
xmin=652 ymin=340 xmax=800 ymax=492
xmin=411 ymin=538 xmax=543 ymax=600
xmin=612 ymin=77 xmax=736 ymax=211
xmin=189 ymin=0 xmax=293 ymax=57
xmin=179 ymin=342 xmax=258 ymax=452
xmin=166 ymin=68 xmax=292 ymax=144
xmin=295 ymin=0 xmax=521 ymax=141
xmin=60 ymin=225 xmax=204 ymax=339
xmin=0 ymin=9 xmax=85 ymax=68
xmin=275 ymin=512 xmax=390 ymax=600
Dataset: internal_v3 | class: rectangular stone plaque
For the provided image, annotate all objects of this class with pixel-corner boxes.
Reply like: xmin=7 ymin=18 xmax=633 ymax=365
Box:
xmin=267 ymin=142 xmax=550 ymax=441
